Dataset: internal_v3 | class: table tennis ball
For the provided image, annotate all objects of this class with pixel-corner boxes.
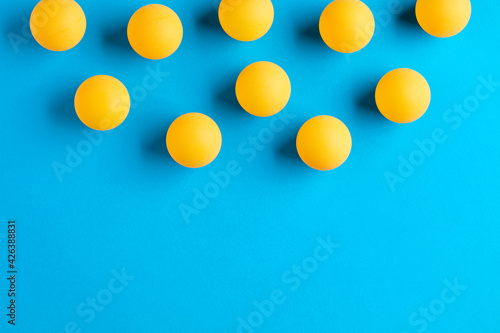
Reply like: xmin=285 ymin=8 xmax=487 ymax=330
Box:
xmin=375 ymin=69 xmax=431 ymax=124
xmin=219 ymin=0 xmax=274 ymax=41
xmin=167 ymin=113 xmax=222 ymax=168
xmin=319 ymin=0 xmax=375 ymax=53
xmin=296 ymin=116 xmax=352 ymax=171
xmin=127 ymin=4 xmax=183 ymax=59
xmin=416 ymin=0 xmax=471 ymax=38
xmin=75 ymin=75 xmax=130 ymax=131
xmin=236 ymin=61 xmax=291 ymax=117
xmin=30 ymin=0 xmax=86 ymax=51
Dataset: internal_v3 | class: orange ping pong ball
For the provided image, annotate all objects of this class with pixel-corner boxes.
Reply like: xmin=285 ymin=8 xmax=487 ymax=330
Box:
xmin=319 ymin=0 xmax=375 ymax=53
xmin=375 ymin=68 xmax=431 ymax=124
xmin=236 ymin=61 xmax=291 ymax=117
xmin=166 ymin=113 xmax=222 ymax=168
xmin=416 ymin=0 xmax=471 ymax=38
xmin=127 ymin=4 xmax=183 ymax=59
xmin=75 ymin=75 xmax=131 ymax=131
xmin=219 ymin=0 xmax=274 ymax=41
xmin=296 ymin=116 xmax=352 ymax=171
xmin=30 ymin=0 xmax=86 ymax=51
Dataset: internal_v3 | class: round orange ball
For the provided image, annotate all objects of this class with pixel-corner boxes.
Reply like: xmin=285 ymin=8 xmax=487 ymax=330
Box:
xmin=296 ymin=116 xmax=352 ymax=171
xmin=127 ymin=4 xmax=183 ymax=60
xmin=416 ymin=0 xmax=471 ymax=38
xmin=166 ymin=113 xmax=222 ymax=168
xmin=74 ymin=75 xmax=130 ymax=131
xmin=375 ymin=68 xmax=431 ymax=123
xmin=30 ymin=0 xmax=86 ymax=51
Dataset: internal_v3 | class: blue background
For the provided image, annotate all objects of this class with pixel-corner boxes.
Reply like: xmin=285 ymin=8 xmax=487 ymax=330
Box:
xmin=1 ymin=0 xmax=499 ymax=332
